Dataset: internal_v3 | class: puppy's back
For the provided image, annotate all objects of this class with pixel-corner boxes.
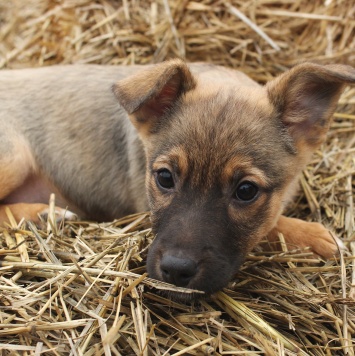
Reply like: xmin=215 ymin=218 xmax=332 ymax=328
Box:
xmin=0 ymin=65 xmax=147 ymax=220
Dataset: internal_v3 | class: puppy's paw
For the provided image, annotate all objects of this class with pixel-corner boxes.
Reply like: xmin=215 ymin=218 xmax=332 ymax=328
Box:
xmin=0 ymin=203 xmax=77 ymax=228
xmin=268 ymin=216 xmax=344 ymax=259
xmin=292 ymin=221 xmax=342 ymax=258
xmin=39 ymin=207 xmax=78 ymax=224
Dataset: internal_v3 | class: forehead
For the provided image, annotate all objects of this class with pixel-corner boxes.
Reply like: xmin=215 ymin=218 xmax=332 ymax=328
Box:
xmin=150 ymin=87 xmax=293 ymax=188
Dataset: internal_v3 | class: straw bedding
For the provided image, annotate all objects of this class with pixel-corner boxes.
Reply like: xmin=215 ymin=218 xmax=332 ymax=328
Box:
xmin=0 ymin=0 xmax=354 ymax=354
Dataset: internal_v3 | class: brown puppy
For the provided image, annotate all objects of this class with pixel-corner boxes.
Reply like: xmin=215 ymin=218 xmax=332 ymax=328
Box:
xmin=1 ymin=60 xmax=354 ymax=298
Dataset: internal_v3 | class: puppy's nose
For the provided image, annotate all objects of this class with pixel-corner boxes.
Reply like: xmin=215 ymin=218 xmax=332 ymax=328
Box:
xmin=160 ymin=255 xmax=197 ymax=287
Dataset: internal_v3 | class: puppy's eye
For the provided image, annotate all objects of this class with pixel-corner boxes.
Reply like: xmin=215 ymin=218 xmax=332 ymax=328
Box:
xmin=156 ymin=169 xmax=175 ymax=189
xmin=235 ymin=181 xmax=259 ymax=201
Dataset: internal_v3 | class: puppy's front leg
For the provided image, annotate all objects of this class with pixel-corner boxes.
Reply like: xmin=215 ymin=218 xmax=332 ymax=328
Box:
xmin=267 ymin=215 xmax=343 ymax=258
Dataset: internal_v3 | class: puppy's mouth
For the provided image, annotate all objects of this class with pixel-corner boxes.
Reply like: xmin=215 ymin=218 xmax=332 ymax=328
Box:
xmin=147 ymin=264 xmax=236 ymax=302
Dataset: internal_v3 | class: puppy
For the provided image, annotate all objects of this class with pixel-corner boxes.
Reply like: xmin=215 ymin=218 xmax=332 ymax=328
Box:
xmin=0 ymin=60 xmax=354 ymax=298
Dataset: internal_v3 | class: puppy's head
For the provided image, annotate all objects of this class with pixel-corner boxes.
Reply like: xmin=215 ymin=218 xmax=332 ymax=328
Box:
xmin=114 ymin=60 xmax=355 ymax=299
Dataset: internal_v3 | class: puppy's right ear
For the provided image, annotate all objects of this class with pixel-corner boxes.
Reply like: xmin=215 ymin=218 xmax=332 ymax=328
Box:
xmin=113 ymin=59 xmax=196 ymax=137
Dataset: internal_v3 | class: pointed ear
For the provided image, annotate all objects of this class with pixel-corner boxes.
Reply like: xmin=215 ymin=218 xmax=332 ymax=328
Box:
xmin=113 ymin=59 xmax=196 ymax=136
xmin=266 ymin=63 xmax=355 ymax=148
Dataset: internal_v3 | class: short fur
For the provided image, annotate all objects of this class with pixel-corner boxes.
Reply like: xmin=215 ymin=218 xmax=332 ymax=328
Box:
xmin=1 ymin=60 xmax=354 ymax=299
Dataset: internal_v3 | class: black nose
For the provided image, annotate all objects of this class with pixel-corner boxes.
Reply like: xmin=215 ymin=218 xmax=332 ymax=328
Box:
xmin=160 ymin=255 xmax=197 ymax=287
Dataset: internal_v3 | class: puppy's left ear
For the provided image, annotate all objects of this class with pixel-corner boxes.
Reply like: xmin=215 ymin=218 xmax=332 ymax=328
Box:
xmin=266 ymin=63 xmax=355 ymax=148
xmin=113 ymin=59 xmax=196 ymax=137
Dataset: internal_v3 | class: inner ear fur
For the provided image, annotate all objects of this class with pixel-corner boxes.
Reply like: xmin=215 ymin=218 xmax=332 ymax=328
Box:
xmin=266 ymin=63 xmax=355 ymax=148
xmin=113 ymin=59 xmax=196 ymax=136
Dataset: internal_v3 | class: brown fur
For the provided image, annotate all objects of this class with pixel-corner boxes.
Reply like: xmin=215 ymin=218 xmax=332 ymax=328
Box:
xmin=1 ymin=60 xmax=354 ymax=299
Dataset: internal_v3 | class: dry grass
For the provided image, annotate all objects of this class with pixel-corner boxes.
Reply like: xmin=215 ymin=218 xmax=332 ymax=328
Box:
xmin=0 ymin=0 xmax=354 ymax=355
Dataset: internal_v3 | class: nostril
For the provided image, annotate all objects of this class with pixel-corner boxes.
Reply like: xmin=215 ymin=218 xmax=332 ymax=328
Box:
xmin=161 ymin=268 xmax=170 ymax=280
xmin=160 ymin=255 xmax=197 ymax=287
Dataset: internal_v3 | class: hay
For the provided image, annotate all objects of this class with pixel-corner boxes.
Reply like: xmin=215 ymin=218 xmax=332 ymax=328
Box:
xmin=0 ymin=0 xmax=354 ymax=354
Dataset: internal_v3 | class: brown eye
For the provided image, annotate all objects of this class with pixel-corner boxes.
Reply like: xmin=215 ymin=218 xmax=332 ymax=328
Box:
xmin=235 ymin=181 xmax=259 ymax=201
xmin=156 ymin=169 xmax=175 ymax=189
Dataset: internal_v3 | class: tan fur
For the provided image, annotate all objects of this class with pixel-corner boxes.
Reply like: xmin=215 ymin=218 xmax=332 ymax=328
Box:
xmin=1 ymin=60 xmax=354 ymax=296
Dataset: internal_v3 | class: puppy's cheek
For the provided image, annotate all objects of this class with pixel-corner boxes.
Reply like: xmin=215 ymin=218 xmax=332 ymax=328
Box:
xmin=227 ymin=192 xmax=285 ymax=253
xmin=227 ymin=207 xmax=267 ymax=253
xmin=146 ymin=239 xmax=162 ymax=280
xmin=248 ymin=198 xmax=285 ymax=249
